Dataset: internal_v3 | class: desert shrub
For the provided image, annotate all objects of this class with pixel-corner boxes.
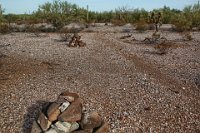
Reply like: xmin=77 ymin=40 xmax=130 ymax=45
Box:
xmin=135 ymin=20 xmax=148 ymax=32
xmin=111 ymin=19 xmax=126 ymax=26
xmin=171 ymin=14 xmax=192 ymax=32
xmin=0 ymin=23 xmax=10 ymax=33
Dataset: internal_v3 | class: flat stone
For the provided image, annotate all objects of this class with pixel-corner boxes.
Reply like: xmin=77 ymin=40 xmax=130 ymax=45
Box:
xmin=81 ymin=111 xmax=102 ymax=130
xmin=59 ymin=101 xmax=70 ymax=112
xmin=58 ymin=98 xmax=82 ymax=122
xmin=31 ymin=121 xmax=42 ymax=133
xmin=47 ymin=103 xmax=61 ymax=122
xmin=58 ymin=92 xmax=79 ymax=103
xmin=37 ymin=112 xmax=51 ymax=131
xmin=53 ymin=121 xmax=71 ymax=133
xmin=94 ymin=121 xmax=109 ymax=133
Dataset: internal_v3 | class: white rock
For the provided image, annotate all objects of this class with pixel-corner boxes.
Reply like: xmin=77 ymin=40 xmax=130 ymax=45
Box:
xmin=53 ymin=121 xmax=71 ymax=133
xmin=70 ymin=122 xmax=79 ymax=132
xmin=45 ymin=128 xmax=58 ymax=133
xmin=59 ymin=101 xmax=70 ymax=112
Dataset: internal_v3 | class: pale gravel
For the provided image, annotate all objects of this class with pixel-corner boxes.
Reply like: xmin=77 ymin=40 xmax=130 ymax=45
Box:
xmin=0 ymin=26 xmax=200 ymax=133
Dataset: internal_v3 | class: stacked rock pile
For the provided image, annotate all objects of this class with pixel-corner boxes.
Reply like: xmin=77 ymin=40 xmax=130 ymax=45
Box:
xmin=68 ymin=33 xmax=86 ymax=47
xmin=31 ymin=92 xmax=109 ymax=133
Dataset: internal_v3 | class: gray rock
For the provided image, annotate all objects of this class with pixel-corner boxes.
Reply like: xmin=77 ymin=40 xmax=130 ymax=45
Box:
xmin=45 ymin=128 xmax=58 ymax=133
xmin=52 ymin=121 xmax=71 ymax=133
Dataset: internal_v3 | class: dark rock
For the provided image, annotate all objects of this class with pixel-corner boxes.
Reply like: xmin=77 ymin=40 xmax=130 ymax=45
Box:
xmin=58 ymin=98 xmax=82 ymax=122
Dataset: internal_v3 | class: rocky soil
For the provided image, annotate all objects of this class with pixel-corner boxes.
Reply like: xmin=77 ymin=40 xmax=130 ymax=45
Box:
xmin=0 ymin=25 xmax=200 ymax=133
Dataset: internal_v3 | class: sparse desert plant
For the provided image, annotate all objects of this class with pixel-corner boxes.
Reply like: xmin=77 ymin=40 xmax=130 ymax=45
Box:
xmin=182 ymin=32 xmax=192 ymax=41
xmin=135 ymin=20 xmax=148 ymax=32
xmin=171 ymin=13 xmax=192 ymax=32
xmin=148 ymin=12 xmax=162 ymax=32
xmin=0 ymin=23 xmax=10 ymax=34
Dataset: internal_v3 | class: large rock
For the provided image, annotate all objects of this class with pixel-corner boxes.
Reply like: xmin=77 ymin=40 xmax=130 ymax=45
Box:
xmin=81 ymin=112 xmax=102 ymax=130
xmin=31 ymin=121 xmax=42 ymax=133
xmin=94 ymin=122 xmax=109 ymax=133
xmin=37 ymin=112 xmax=51 ymax=131
xmin=58 ymin=98 xmax=82 ymax=122
xmin=47 ymin=103 xmax=61 ymax=122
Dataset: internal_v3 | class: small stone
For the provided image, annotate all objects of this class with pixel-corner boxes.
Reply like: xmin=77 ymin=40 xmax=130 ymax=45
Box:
xmin=53 ymin=121 xmax=71 ymax=133
xmin=81 ymin=111 xmax=102 ymax=130
xmin=94 ymin=122 xmax=109 ymax=133
xmin=45 ymin=128 xmax=58 ymax=133
xmin=59 ymin=91 xmax=79 ymax=102
xmin=37 ymin=112 xmax=51 ymax=131
xmin=31 ymin=121 xmax=42 ymax=133
xmin=47 ymin=103 xmax=61 ymax=122
xmin=58 ymin=98 xmax=82 ymax=122
xmin=70 ymin=122 xmax=80 ymax=132
xmin=59 ymin=101 xmax=70 ymax=112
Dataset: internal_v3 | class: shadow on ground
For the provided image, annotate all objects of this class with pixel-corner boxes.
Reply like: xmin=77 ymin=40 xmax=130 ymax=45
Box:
xmin=22 ymin=101 xmax=51 ymax=133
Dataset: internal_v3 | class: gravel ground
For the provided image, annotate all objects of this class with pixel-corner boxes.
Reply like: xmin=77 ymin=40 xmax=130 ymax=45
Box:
xmin=0 ymin=26 xmax=200 ymax=133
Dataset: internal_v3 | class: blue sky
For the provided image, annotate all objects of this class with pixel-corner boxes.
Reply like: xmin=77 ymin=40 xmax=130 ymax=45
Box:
xmin=0 ymin=0 xmax=199 ymax=14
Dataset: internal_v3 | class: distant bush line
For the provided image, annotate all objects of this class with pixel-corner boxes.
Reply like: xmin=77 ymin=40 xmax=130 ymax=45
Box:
xmin=0 ymin=1 xmax=200 ymax=33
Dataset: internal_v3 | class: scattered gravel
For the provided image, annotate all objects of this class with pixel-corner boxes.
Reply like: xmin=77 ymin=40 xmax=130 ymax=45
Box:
xmin=0 ymin=26 xmax=200 ymax=133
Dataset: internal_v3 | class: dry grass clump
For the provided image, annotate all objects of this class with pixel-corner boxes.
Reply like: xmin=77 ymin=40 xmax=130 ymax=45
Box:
xmin=135 ymin=20 xmax=148 ymax=32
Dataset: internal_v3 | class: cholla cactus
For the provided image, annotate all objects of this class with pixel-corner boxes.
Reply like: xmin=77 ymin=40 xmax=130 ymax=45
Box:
xmin=149 ymin=12 xmax=162 ymax=32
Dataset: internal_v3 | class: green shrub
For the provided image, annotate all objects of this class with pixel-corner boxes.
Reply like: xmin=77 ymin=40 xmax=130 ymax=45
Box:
xmin=171 ymin=14 xmax=192 ymax=32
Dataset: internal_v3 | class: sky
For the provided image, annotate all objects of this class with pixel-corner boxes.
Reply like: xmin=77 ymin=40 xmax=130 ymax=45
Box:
xmin=0 ymin=0 xmax=199 ymax=14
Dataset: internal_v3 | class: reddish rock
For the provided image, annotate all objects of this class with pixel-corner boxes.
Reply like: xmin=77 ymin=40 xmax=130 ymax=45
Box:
xmin=31 ymin=121 xmax=42 ymax=133
xmin=81 ymin=111 xmax=102 ymax=130
xmin=37 ymin=112 xmax=51 ymax=131
xmin=47 ymin=103 xmax=61 ymax=122
xmin=94 ymin=121 xmax=109 ymax=133
xmin=58 ymin=98 xmax=82 ymax=122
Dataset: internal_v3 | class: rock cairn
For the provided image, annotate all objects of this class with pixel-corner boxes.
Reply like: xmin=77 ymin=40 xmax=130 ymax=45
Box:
xmin=69 ymin=33 xmax=86 ymax=47
xmin=31 ymin=92 xmax=109 ymax=133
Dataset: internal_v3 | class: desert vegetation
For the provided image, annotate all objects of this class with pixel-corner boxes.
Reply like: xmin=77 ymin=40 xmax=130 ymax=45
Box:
xmin=0 ymin=1 xmax=200 ymax=133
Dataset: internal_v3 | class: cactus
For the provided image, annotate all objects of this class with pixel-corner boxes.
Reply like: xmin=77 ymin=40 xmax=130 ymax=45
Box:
xmin=149 ymin=12 xmax=162 ymax=32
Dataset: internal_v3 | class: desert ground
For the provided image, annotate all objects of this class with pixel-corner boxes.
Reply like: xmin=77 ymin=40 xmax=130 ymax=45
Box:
xmin=0 ymin=25 xmax=200 ymax=133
